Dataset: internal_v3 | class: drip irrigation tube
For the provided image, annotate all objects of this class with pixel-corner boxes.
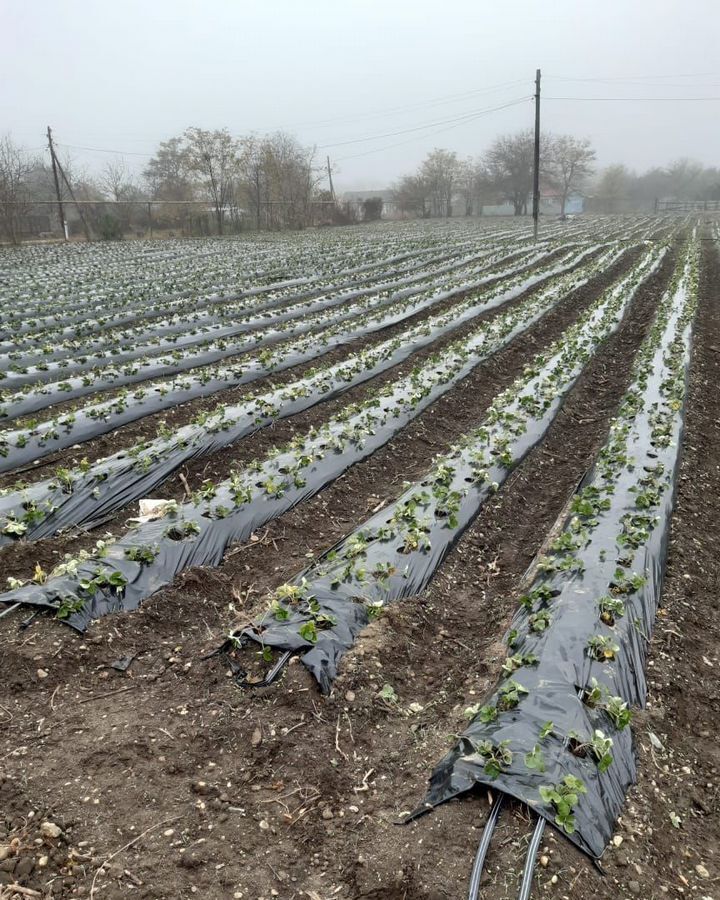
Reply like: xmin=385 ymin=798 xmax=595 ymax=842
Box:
xmin=468 ymin=794 xmax=504 ymax=900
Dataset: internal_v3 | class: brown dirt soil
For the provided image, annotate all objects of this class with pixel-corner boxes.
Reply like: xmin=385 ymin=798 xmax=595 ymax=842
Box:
xmin=0 ymin=230 xmax=715 ymax=900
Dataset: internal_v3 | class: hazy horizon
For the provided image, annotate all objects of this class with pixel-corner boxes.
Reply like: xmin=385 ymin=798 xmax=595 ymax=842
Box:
xmin=3 ymin=0 xmax=719 ymax=192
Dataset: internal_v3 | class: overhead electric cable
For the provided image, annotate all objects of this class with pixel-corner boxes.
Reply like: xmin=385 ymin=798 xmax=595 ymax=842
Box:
xmin=319 ymin=97 xmax=530 ymax=150
xmin=335 ymin=97 xmax=529 ymax=162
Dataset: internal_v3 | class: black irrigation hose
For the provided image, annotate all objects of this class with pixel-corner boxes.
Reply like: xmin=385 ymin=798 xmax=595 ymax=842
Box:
xmin=468 ymin=793 xmax=504 ymax=900
xmin=466 ymin=799 xmax=544 ymax=900
xmin=236 ymin=650 xmax=293 ymax=689
xmin=517 ymin=816 xmax=546 ymax=900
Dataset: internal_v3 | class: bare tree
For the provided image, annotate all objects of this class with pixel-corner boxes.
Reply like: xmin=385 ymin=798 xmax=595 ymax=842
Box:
xmin=238 ymin=135 xmax=266 ymax=230
xmin=0 ymin=135 xmax=37 ymax=244
xmin=420 ymin=149 xmax=459 ymax=217
xmin=263 ymin=132 xmax=321 ymax=230
xmin=392 ymin=174 xmax=429 ymax=218
xmin=664 ymin=158 xmax=706 ymax=199
xmin=183 ymin=127 xmax=240 ymax=234
xmin=144 ymin=138 xmax=195 ymax=201
xmin=483 ymin=130 xmax=537 ymax=215
xmin=547 ymin=135 xmax=595 ymax=216
xmin=98 ymin=156 xmax=149 ymax=233
xmin=594 ymin=164 xmax=632 ymax=214
xmin=101 ymin=157 xmax=132 ymax=201
xmin=455 ymin=158 xmax=489 ymax=216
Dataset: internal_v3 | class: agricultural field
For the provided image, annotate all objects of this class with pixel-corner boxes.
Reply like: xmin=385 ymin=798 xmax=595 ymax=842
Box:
xmin=0 ymin=215 xmax=718 ymax=900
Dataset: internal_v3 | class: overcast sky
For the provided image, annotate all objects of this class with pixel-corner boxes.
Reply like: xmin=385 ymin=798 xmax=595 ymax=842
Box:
xmin=3 ymin=0 xmax=719 ymax=190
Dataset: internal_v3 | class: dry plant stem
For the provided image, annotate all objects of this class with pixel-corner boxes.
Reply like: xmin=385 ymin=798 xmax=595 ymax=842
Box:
xmin=89 ymin=816 xmax=182 ymax=899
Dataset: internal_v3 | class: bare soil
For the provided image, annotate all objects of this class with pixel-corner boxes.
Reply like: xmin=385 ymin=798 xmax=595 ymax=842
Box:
xmin=0 ymin=231 xmax=717 ymax=900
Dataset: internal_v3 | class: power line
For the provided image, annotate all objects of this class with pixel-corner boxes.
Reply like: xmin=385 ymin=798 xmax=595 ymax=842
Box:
xmin=284 ymin=78 xmax=529 ymax=130
xmin=545 ymin=95 xmax=720 ymax=101
xmin=46 ymin=80 xmax=531 ymax=159
xmin=335 ymin=98 xmax=529 ymax=162
xmin=319 ymin=97 xmax=530 ymax=150
xmin=56 ymin=142 xmax=154 ymax=157
xmin=550 ymin=80 xmax=720 ymax=89
xmin=547 ymin=72 xmax=719 ymax=82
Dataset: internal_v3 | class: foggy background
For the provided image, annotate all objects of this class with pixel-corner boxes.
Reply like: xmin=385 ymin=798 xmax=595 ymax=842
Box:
xmin=3 ymin=0 xmax=719 ymax=191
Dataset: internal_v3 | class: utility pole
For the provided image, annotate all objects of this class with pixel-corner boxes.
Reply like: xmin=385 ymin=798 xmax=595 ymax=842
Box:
xmin=47 ymin=126 xmax=68 ymax=241
xmin=55 ymin=155 xmax=93 ymax=241
xmin=326 ymin=155 xmax=336 ymax=203
xmin=532 ymin=68 xmax=541 ymax=242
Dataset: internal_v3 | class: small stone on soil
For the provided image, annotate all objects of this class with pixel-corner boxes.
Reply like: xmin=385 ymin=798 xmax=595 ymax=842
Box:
xmin=40 ymin=821 xmax=62 ymax=839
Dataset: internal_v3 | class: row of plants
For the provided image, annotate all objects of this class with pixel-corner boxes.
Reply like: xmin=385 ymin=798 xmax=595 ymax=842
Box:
xmin=1 ymin=221 xmax=530 ymax=336
xmin=0 ymin=244 xmax=628 ymax=544
xmin=5 ymin=224 xmax=449 ymax=302
xmin=0 ymin=239 xmax=511 ymax=371
xmin=2 ymin=243 xmax=535 ymax=389
xmin=2 ymin=238 xmax=486 ymax=351
xmin=416 ymin=238 xmax=698 ymax=860
xmin=231 ymin=242 xmax=668 ymax=693
xmin=0 ymin=242 xmax=604 ymax=471
xmin=0 ymin=241 xmax=656 ymax=628
xmin=1 ymin=217 xmax=640 ymax=344
xmin=0 ymin=240 xmax=558 ymax=404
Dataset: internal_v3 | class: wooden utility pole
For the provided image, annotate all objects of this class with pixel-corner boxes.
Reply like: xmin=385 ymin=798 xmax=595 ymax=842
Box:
xmin=46 ymin=126 xmax=68 ymax=240
xmin=326 ymin=155 xmax=336 ymax=202
xmin=54 ymin=155 xmax=93 ymax=241
xmin=532 ymin=68 xmax=541 ymax=242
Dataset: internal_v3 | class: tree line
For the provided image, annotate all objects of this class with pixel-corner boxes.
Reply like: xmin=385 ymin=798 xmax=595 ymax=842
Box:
xmin=393 ymin=131 xmax=720 ymax=218
xmin=0 ymin=128 xmax=327 ymax=242
xmin=2 ymin=124 xmax=720 ymax=243
xmin=393 ymin=131 xmax=595 ymax=218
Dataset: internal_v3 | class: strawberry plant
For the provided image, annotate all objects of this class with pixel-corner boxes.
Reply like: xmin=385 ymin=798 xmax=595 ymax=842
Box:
xmin=539 ymin=775 xmax=587 ymax=834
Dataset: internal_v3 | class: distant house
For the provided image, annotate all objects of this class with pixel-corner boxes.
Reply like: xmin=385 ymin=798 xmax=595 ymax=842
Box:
xmin=539 ymin=186 xmax=585 ymax=216
xmin=341 ymin=185 xmax=585 ymax=220
xmin=342 ymin=190 xmax=399 ymax=219
xmin=480 ymin=187 xmax=585 ymax=217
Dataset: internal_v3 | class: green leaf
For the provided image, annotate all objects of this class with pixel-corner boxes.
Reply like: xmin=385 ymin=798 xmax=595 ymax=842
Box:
xmin=299 ymin=620 xmax=318 ymax=644
xmin=524 ymin=745 xmax=545 ymax=772
xmin=539 ymin=721 xmax=554 ymax=740
xmin=379 ymin=683 xmax=398 ymax=703
xmin=477 ymin=704 xmax=498 ymax=724
xmin=538 ymin=785 xmax=556 ymax=804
